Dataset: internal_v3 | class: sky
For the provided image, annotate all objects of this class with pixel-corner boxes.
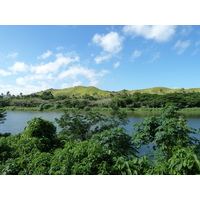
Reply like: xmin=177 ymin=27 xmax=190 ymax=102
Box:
xmin=0 ymin=25 xmax=200 ymax=95
xmin=0 ymin=0 xmax=199 ymax=195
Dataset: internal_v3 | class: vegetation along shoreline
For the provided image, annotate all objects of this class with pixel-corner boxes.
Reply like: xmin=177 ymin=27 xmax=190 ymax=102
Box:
xmin=2 ymin=86 xmax=200 ymax=113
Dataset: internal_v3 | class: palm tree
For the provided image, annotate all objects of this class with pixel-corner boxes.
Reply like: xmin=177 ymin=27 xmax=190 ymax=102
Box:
xmin=6 ymin=91 xmax=10 ymax=97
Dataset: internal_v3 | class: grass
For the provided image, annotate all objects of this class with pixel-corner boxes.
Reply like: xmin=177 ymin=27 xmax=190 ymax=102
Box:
xmin=180 ymin=107 xmax=200 ymax=112
xmin=32 ymin=86 xmax=200 ymax=99
xmin=36 ymin=86 xmax=114 ymax=98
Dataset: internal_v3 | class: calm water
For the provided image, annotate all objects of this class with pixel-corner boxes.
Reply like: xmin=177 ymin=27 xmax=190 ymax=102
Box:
xmin=1 ymin=111 xmax=200 ymax=156
xmin=1 ymin=111 xmax=200 ymax=135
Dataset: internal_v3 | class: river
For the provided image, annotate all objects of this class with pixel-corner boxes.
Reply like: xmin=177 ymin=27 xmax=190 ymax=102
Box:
xmin=1 ymin=110 xmax=200 ymax=156
xmin=1 ymin=110 xmax=200 ymax=136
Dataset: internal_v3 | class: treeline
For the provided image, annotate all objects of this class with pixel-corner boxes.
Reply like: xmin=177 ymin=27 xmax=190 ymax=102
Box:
xmin=109 ymin=92 xmax=200 ymax=109
xmin=0 ymin=106 xmax=200 ymax=175
xmin=2 ymin=90 xmax=200 ymax=111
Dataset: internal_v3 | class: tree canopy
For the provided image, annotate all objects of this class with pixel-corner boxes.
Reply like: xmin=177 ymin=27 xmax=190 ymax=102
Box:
xmin=0 ymin=106 xmax=200 ymax=175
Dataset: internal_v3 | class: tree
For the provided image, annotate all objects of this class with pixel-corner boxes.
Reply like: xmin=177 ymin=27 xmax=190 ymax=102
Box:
xmin=6 ymin=91 xmax=10 ymax=97
xmin=132 ymin=106 xmax=199 ymax=159
xmin=41 ymin=91 xmax=54 ymax=100
xmin=19 ymin=92 xmax=23 ymax=99
xmin=92 ymin=127 xmax=137 ymax=157
xmin=55 ymin=111 xmax=129 ymax=142
xmin=49 ymin=140 xmax=117 ymax=175
xmin=147 ymin=146 xmax=200 ymax=175
xmin=0 ymin=108 xmax=6 ymax=124
xmin=49 ymin=139 xmax=148 ymax=175
xmin=22 ymin=117 xmax=57 ymax=151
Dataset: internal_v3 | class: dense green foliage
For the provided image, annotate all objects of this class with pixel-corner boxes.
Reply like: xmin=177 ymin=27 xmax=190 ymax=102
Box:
xmin=109 ymin=92 xmax=200 ymax=109
xmin=40 ymin=91 xmax=54 ymax=100
xmin=133 ymin=106 xmax=198 ymax=159
xmin=2 ymin=88 xmax=200 ymax=112
xmin=55 ymin=110 xmax=128 ymax=141
xmin=0 ymin=108 xmax=6 ymax=124
xmin=0 ymin=106 xmax=200 ymax=175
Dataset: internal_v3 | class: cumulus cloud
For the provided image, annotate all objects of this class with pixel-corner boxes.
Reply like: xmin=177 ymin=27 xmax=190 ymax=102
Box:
xmin=0 ymin=69 xmax=12 ymax=76
xmin=92 ymin=31 xmax=124 ymax=54
xmin=94 ymin=54 xmax=111 ymax=64
xmin=113 ymin=62 xmax=120 ymax=68
xmin=9 ymin=62 xmax=28 ymax=73
xmin=58 ymin=65 xmax=109 ymax=86
xmin=131 ymin=50 xmax=142 ymax=61
xmin=92 ymin=31 xmax=124 ymax=64
xmin=173 ymin=40 xmax=191 ymax=55
xmin=38 ymin=50 xmax=53 ymax=59
xmin=123 ymin=25 xmax=176 ymax=42
xmin=0 ymin=83 xmax=52 ymax=95
xmin=2 ymin=49 xmax=109 ymax=94
xmin=32 ymin=53 xmax=79 ymax=74
xmin=16 ymin=77 xmax=27 ymax=85
xmin=15 ymin=52 xmax=109 ymax=91
xmin=16 ymin=73 xmax=53 ymax=86
xmin=7 ymin=52 xmax=18 ymax=58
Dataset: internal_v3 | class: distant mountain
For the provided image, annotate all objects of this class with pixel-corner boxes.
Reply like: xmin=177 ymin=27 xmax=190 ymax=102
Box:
xmin=33 ymin=86 xmax=200 ymax=98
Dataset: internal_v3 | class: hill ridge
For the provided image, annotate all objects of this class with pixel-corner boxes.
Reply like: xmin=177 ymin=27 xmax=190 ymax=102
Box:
xmin=34 ymin=86 xmax=200 ymax=97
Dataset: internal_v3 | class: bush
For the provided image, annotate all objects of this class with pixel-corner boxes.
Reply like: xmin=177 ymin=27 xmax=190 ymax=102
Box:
xmin=22 ymin=117 xmax=57 ymax=151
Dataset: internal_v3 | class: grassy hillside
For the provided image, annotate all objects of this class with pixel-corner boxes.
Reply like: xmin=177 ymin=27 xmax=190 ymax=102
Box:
xmin=35 ymin=86 xmax=115 ymax=98
xmin=131 ymin=87 xmax=200 ymax=94
xmin=33 ymin=86 xmax=200 ymax=98
xmin=130 ymin=87 xmax=181 ymax=94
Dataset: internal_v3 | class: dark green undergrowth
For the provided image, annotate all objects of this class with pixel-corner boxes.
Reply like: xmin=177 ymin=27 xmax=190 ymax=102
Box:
xmin=1 ymin=106 xmax=200 ymax=175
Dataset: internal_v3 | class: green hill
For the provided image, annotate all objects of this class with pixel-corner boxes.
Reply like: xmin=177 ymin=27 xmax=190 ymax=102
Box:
xmin=34 ymin=86 xmax=200 ymax=98
xmin=131 ymin=87 xmax=200 ymax=94
xmin=35 ymin=86 xmax=115 ymax=98
xmin=130 ymin=87 xmax=181 ymax=94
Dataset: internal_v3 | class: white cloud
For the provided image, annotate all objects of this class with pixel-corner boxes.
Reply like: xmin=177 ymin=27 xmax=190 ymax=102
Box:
xmin=9 ymin=62 xmax=28 ymax=73
xmin=38 ymin=50 xmax=53 ymax=59
xmin=92 ymin=31 xmax=124 ymax=64
xmin=1 ymin=49 xmax=110 ymax=94
xmin=131 ymin=50 xmax=142 ymax=61
xmin=7 ymin=52 xmax=18 ymax=58
xmin=173 ymin=40 xmax=191 ymax=55
xmin=16 ymin=73 xmax=53 ymax=86
xmin=113 ymin=62 xmax=120 ymax=68
xmin=58 ymin=65 xmax=109 ymax=86
xmin=0 ymin=83 xmax=52 ymax=95
xmin=16 ymin=77 xmax=27 ymax=85
xmin=0 ymin=69 xmax=12 ymax=76
xmin=147 ymin=52 xmax=160 ymax=63
xmin=123 ymin=25 xmax=176 ymax=42
xmin=32 ymin=53 xmax=79 ymax=74
xmin=94 ymin=54 xmax=111 ymax=64
xmin=92 ymin=31 xmax=124 ymax=54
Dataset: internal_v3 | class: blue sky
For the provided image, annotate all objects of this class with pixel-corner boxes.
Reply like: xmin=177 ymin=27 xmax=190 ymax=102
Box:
xmin=0 ymin=25 xmax=200 ymax=95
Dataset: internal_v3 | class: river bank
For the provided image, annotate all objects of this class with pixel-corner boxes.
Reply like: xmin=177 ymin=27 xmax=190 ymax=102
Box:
xmin=4 ymin=106 xmax=200 ymax=114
